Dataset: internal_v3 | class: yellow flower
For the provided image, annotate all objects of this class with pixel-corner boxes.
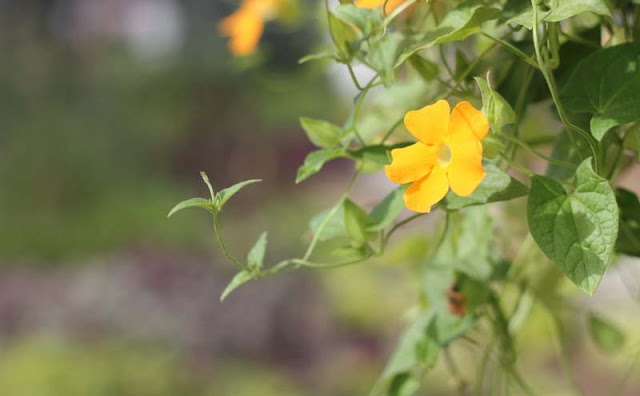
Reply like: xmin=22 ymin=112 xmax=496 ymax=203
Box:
xmin=218 ymin=0 xmax=285 ymax=56
xmin=355 ymin=0 xmax=406 ymax=13
xmin=384 ymin=100 xmax=489 ymax=213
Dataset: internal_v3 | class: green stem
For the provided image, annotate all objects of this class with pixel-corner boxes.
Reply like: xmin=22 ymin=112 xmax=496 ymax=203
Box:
xmin=213 ymin=214 xmax=247 ymax=271
xmin=499 ymin=153 xmax=536 ymax=177
xmin=439 ymin=44 xmax=455 ymax=79
xmin=530 ymin=0 xmax=599 ymax=170
xmin=549 ymin=313 xmax=583 ymax=396
xmin=381 ymin=117 xmax=404 ymax=144
xmin=383 ymin=0 xmax=417 ymax=27
xmin=443 ymin=347 xmax=469 ymax=396
xmin=474 ymin=337 xmax=496 ymax=396
xmin=346 ymin=63 xmax=364 ymax=91
xmin=481 ymin=32 xmax=539 ymax=68
xmin=499 ymin=132 xmax=576 ymax=169
xmin=382 ymin=213 xmax=425 ymax=248
xmin=350 ymin=74 xmax=381 ymax=145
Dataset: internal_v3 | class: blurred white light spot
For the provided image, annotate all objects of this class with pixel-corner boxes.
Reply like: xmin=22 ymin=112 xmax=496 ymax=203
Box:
xmin=124 ymin=0 xmax=184 ymax=61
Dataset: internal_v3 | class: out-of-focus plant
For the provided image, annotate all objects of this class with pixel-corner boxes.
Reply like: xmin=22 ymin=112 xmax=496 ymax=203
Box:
xmin=172 ymin=0 xmax=640 ymax=394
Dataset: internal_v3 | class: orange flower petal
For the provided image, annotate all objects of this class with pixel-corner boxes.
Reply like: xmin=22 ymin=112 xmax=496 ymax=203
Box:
xmin=449 ymin=101 xmax=489 ymax=141
xmin=404 ymin=100 xmax=450 ymax=146
xmin=355 ymin=0 xmax=405 ymax=12
xmin=404 ymin=166 xmax=450 ymax=213
xmin=219 ymin=8 xmax=264 ymax=56
xmin=447 ymin=136 xmax=485 ymax=197
xmin=384 ymin=142 xmax=437 ymax=184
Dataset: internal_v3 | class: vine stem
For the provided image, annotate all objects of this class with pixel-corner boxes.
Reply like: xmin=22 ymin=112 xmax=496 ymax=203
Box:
xmin=530 ymin=0 xmax=599 ymax=171
xmin=499 ymin=153 xmax=536 ymax=178
xmin=443 ymin=347 xmax=469 ymax=395
xmin=480 ymin=32 xmax=539 ymax=68
xmin=498 ymin=131 xmax=576 ymax=169
xmin=383 ymin=0 xmax=417 ymax=27
xmin=213 ymin=214 xmax=247 ymax=271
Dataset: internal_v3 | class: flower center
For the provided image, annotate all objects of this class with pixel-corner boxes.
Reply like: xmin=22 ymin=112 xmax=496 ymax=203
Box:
xmin=437 ymin=144 xmax=452 ymax=167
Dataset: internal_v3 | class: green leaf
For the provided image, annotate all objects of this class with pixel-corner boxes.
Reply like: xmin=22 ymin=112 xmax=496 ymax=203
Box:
xmin=296 ymin=149 xmax=346 ymax=183
xmin=588 ymin=314 xmax=625 ymax=353
xmin=527 ymin=159 xmax=619 ymax=294
xmin=343 ymin=199 xmax=375 ymax=244
xmin=440 ymin=164 xmax=528 ymax=210
xmin=348 ymin=142 xmax=411 ymax=170
xmin=247 ymin=232 xmax=267 ymax=270
xmin=616 ymin=188 xmax=640 ymax=257
xmin=300 ymin=117 xmax=344 ymax=148
xmin=547 ymin=129 xmax=592 ymax=181
xmin=475 ymin=76 xmax=516 ymax=134
xmin=407 ymin=54 xmax=439 ymax=82
xmin=328 ymin=11 xmax=358 ymax=60
xmin=561 ymin=43 xmax=640 ymax=141
xmin=368 ymin=187 xmax=405 ymax=231
xmin=167 ymin=197 xmax=212 ymax=218
xmin=387 ymin=373 xmax=421 ymax=396
xmin=220 ymin=270 xmax=252 ymax=301
xmin=482 ymin=135 xmax=506 ymax=159
xmin=215 ymin=179 xmax=261 ymax=209
xmin=432 ymin=207 xmax=495 ymax=281
xmin=332 ymin=4 xmax=382 ymax=36
xmin=373 ymin=311 xmax=438 ymax=396
xmin=298 ymin=50 xmax=336 ymax=64
xmin=423 ymin=1 xmax=500 ymax=45
xmin=506 ymin=0 xmax=611 ymax=29
xmin=427 ymin=310 xmax=477 ymax=347
xmin=309 ymin=204 xmax=347 ymax=242
xmin=331 ymin=244 xmax=372 ymax=259
xmin=368 ymin=32 xmax=405 ymax=86
xmin=624 ymin=123 xmax=640 ymax=152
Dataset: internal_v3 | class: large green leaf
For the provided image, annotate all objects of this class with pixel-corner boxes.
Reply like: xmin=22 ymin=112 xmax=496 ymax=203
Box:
xmin=561 ymin=43 xmax=640 ymax=140
xmin=546 ymin=130 xmax=592 ymax=180
xmin=616 ymin=188 xmax=640 ymax=257
xmin=295 ymin=149 xmax=346 ymax=183
xmin=506 ymin=0 xmax=610 ymax=29
xmin=527 ymin=159 xmax=619 ymax=294
xmin=440 ymin=164 xmax=528 ymax=210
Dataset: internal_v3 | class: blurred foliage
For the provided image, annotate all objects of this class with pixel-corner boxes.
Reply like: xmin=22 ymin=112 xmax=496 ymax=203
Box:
xmin=0 ymin=0 xmax=338 ymax=261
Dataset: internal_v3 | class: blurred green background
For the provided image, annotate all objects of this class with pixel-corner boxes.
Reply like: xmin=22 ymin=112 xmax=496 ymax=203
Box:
xmin=1 ymin=1 xmax=639 ymax=395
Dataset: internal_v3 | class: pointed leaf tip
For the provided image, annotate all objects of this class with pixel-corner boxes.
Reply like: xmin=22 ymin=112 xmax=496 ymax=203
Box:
xmin=220 ymin=270 xmax=252 ymax=301
xmin=215 ymin=179 xmax=262 ymax=209
xmin=167 ymin=197 xmax=212 ymax=218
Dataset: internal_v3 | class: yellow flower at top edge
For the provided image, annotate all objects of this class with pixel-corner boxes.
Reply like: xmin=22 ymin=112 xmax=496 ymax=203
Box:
xmin=218 ymin=0 xmax=286 ymax=56
xmin=355 ymin=0 xmax=406 ymax=13
xmin=384 ymin=100 xmax=489 ymax=213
